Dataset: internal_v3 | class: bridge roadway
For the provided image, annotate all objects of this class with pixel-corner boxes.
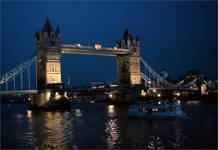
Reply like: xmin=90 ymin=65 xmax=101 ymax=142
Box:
xmin=0 ymin=87 xmax=197 ymax=95
xmin=148 ymin=87 xmax=198 ymax=91
xmin=0 ymin=90 xmax=38 ymax=95
xmin=61 ymin=44 xmax=131 ymax=56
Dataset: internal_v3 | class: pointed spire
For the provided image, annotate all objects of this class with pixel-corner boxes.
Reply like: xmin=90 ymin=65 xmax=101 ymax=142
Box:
xmin=123 ymin=28 xmax=133 ymax=42
xmin=42 ymin=17 xmax=53 ymax=33
xmin=123 ymin=29 xmax=129 ymax=39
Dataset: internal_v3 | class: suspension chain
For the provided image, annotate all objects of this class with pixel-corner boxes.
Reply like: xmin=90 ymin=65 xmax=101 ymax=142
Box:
xmin=0 ymin=57 xmax=36 ymax=86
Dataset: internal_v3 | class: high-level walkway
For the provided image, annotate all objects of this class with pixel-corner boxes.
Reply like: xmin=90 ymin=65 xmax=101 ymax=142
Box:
xmin=61 ymin=44 xmax=130 ymax=56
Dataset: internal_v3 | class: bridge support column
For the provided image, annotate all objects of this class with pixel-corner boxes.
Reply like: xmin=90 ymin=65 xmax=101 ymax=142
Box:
xmin=30 ymin=89 xmax=71 ymax=110
xmin=31 ymin=89 xmax=51 ymax=106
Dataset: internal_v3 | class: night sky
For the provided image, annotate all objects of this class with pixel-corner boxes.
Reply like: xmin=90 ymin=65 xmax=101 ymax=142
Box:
xmin=1 ymin=1 xmax=217 ymax=88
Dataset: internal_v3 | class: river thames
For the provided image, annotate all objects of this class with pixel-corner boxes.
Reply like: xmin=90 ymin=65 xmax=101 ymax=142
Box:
xmin=1 ymin=101 xmax=217 ymax=149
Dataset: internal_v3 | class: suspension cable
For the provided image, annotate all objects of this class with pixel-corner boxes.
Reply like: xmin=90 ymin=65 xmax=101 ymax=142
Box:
xmin=0 ymin=57 xmax=36 ymax=87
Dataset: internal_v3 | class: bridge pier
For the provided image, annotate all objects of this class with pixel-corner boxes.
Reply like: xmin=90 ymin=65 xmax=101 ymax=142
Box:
xmin=30 ymin=89 xmax=71 ymax=110
xmin=31 ymin=89 xmax=51 ymax=107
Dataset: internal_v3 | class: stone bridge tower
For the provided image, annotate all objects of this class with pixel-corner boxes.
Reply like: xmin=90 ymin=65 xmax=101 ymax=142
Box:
xmin=31 ymin=18 xmax=65 ymax=108
xmin=35 ymin=18 xmax=62 ymax=90
xmin=116 ymin=29 xmax=141 ymax=86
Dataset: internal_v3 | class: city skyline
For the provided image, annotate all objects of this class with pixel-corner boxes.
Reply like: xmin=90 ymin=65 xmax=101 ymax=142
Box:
xmin=1 ymin=1 xmax=217 ymax=86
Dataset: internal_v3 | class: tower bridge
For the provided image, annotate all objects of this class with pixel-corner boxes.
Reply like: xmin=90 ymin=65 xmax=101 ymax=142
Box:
xmin=0 ymin=18 xmax=197 ymax=108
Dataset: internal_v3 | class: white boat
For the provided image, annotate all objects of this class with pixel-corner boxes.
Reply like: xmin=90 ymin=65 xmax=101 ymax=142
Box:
xmin=128 ymin=100 xmax=186 ymax=118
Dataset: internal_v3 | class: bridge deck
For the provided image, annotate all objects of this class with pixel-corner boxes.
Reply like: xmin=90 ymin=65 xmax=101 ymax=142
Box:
xmin=61 ymin=46 xmax=130 ymax=56
xmin=148 ymin=87 xmax=198 ymax=91
xmin=0 ymin=90 xmax=38 ymax=95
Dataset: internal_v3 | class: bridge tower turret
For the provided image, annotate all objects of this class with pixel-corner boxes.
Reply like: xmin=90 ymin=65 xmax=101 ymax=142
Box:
xmin=116 ymin=29 xmax=141 ymax=86
xmin=35 ymin=18 xmax=62 ymax=90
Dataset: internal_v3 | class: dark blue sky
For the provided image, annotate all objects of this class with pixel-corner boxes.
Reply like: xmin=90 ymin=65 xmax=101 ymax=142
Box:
xmin=1 ymin=1 xmax=217 ymax=87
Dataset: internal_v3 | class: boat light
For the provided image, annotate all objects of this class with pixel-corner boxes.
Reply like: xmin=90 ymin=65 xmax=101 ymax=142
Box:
xmin=158 ymin=101 xmax=161 ymax=104
xmin=157 ymin=93 xmax=161 ymax=97
xmin=152 ymin=89 xmax=156 ymax=93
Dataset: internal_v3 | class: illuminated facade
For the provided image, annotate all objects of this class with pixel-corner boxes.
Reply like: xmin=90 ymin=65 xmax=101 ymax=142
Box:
xmin=45 ymin=51 xmax=61 ymax=85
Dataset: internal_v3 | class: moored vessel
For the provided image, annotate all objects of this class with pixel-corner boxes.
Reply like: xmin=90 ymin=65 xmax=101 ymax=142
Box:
xmin=128 ymin=99 xmax=186 ymax=118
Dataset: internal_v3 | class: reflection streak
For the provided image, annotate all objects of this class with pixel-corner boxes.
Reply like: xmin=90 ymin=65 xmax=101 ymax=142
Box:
xmin=105 ymin=105 xmax=120 ymax=149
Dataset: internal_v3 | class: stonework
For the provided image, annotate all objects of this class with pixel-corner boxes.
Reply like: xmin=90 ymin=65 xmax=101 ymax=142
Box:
xmin=45 ymin=51 xmax=61 ymax=85
xmin=117 ymin=55 xmax=130 ymax=86
xmin=117 ymin=54 xmax=141 ymax=86
xmin=129 ymin=54 xmax=141 ymax=85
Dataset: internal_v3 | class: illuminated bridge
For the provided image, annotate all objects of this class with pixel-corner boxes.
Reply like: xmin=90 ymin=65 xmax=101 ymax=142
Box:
xmin=0 ymin=18 xmax=198 ymax=107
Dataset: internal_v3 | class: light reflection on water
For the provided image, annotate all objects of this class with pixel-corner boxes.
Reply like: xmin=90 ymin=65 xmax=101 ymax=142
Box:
xmin=74 ymin=109 xmax=82 ymax=117
xmin=1 ymin=103 xmax=217 ymax=149
xmin=169 ymin=122 xmax=186 ymax=149
xmin=23 ymin=111 xmax=77 ymax=149
xmin=27 ymin=110 xmax=32 ymax=118
xmin=107 ymin=104 xmax=116 ymax=117
xmin=147 ymin=136 xmax=164 ymax=149
xmin=105 ymin=105 xmax=120 ymax=149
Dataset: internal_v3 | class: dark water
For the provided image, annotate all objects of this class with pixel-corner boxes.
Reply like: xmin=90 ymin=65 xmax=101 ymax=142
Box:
xmin=1 ymin=101 xmax=217 ymax=149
